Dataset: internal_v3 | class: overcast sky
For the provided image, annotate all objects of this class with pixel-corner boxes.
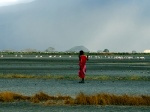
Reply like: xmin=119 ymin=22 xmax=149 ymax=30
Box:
xmin=0 ymin=0 xmax=150 ymax=52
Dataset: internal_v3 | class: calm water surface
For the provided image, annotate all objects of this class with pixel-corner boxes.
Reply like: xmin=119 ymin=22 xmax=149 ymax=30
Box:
xmin=0 ymin=55 xmax=150 ymax=76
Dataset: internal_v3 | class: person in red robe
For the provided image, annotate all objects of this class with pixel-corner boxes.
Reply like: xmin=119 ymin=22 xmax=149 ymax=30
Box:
xmin=78 ymin=50 xmax=88 ymax=83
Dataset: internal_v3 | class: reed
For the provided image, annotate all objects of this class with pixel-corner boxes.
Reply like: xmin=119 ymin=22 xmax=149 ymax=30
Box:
xmin=0 ymin=91 xmax=150 ymax=106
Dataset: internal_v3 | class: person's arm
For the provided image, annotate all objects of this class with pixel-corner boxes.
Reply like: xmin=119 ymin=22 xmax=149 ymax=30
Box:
xmin=87 ymin=55 xmax=89 ymax=61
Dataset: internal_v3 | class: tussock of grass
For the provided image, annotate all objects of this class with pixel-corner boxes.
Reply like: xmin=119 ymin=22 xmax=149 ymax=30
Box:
xmin=75 ymin=92 xmax=150 ymax=106
xmin=0 ymin=74 xmax=150 ymax=81
xmin=0 ymin=91 xmax=29 ymax=102
xmin=0 ymin=91 xmax=150 ymax=106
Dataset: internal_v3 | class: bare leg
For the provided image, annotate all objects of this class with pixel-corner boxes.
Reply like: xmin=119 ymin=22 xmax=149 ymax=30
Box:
xmin=79 ymin=78 xmax=84 ymax=83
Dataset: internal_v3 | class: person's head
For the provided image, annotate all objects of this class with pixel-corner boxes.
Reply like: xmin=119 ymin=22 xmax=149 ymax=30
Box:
xmin=79 ymin=50 xmax=84 ymax=55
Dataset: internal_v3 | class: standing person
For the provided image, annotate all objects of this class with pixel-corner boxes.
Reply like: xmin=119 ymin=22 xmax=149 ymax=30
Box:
xmin=78 ymin=50 xmax=88 ymax=83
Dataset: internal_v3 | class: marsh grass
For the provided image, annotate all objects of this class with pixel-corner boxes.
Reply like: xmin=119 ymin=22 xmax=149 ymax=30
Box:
xmin=0 ymin=74 xmax=150 ymax=81
xmin=0 ymin=74 xmax=76 ymax=80
xmin=75 ymin=92 xmax=150 ymax=106
xmin=0 ymin=91 xmax=150 ymax=106
xmin=0 ymin=91 xmax=29 ymax=102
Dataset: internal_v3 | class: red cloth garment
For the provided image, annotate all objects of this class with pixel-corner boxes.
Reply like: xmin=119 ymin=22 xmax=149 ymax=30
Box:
xmin=78 ymin=55 xmax=87 ymax=78
xmin=78 ymin=65 xmax=86 ymax=78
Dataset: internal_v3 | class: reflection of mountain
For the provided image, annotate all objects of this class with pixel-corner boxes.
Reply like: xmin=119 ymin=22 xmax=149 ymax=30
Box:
xmin=67 ymin=46 xmax=90 ymax=52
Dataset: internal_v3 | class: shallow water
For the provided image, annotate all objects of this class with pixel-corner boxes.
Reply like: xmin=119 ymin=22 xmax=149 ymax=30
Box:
xmin=0 ymin=55 xmax=150 ymax=111
xmin=0 ymin=102 xmax=150 ymax=112
xmin=0 ymin=55 xmax=150 ymax=76
xmin=0 ymin=79 xmax=149 ymax=96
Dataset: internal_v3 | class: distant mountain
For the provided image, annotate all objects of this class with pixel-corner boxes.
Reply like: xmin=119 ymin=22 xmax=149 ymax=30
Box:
xmin=21 ymin=48 xmax=37 ymax=52
xmin=45 ymin=47 xmax=55 ymax=52
xmin=67 ymin=46 xmax=90 ymax=52
xmin=2 ymin=49 xmax=16 ymax=52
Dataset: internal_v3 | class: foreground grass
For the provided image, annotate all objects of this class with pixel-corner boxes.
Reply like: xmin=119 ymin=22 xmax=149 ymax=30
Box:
xmin=0 ymin=91 xmax=150 ymax=106
xmin=0 ymin=74 xmax=150 ymax=81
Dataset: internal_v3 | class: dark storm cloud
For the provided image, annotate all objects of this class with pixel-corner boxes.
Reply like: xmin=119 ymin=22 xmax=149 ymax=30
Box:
xmin=0 ymin=0 xmax=150 ymax=52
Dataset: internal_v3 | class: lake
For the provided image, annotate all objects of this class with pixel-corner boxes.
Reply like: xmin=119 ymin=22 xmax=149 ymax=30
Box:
xmin=0 ymin=54 xmax=150 ymax=111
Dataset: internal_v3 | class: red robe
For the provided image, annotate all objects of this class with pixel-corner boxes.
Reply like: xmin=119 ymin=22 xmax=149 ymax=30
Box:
xmin=78 ymin=55 xmax=87 ymax=78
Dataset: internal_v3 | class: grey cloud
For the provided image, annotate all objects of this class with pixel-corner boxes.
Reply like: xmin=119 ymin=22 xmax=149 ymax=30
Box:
xmin=0 ymin=0 xmax=150 ymax=52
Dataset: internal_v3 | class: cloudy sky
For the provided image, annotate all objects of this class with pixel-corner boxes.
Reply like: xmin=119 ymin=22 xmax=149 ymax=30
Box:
xmin=0 ymin=0 xmax=150 ymax=52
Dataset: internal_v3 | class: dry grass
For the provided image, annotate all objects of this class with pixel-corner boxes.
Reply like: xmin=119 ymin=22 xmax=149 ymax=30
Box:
xmin=75 ymin=92 xmax=150 ymax=106
xmin=0 ymin=74 xmax=150 ymax=81
xmin=0 ymin=91 xmax=29 ymax=102
xmin=0 ymin=91 xmax=73 ymax=105
xmin=30 ymin=92 xmax=72 ymax=104
xmin=0 ymin=74 xmax=76 ymax=80
xmin=0 ymin=91 xmax=150 ymax=106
